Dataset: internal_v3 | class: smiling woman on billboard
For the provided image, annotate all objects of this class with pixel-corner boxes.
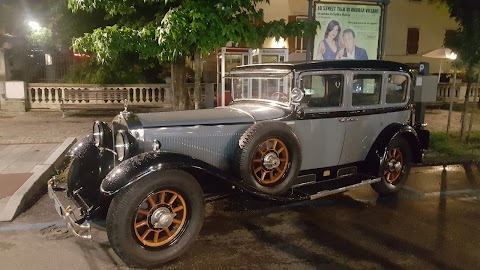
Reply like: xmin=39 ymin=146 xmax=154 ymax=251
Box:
xmin=313 ymin=3 xmax=381 ymax=61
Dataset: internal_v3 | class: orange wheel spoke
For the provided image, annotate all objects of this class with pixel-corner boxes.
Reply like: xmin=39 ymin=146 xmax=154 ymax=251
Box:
xmin=168 ymin=194 xmax=178 ymax=205
xmin=172 ymin=205 xmax=184 ymax=213
xmin=164 ymin=227 xmax=172 ymax=237
xmin=172 ymin=218 xmax=182 ymax=225
xmin=137 ymin=209 xmax=149 ymax=216
xmin=254 ymin=166 xmax=262 ymax=174
xmin=154 ymin=231 xmax=160 ymax=242
xmin=275 ymin=167 xmax=282 ymax=173
xmin=264 ymin=141 xmax=269 ymax=150
xmin=269 ymin=171 xmax=274 ymax=180
xmin=147 ymin=197 xmax=156 ymax=208
xmin=253 ymin=159 xmax=262 ymax=163
xmin=279 ymin=158 xmax=287 ymax=162
xmin=160 ymin=191 xmax=166 ymax=204
xmin=135 ymin=220 xmax=148 ymax=229
xmin=272 ymin=140 xmax=278 ymax=151
xmin=277 ymin=147 xmax=285 ymax=154
xmin=261 ymin=171 xmax=267 ymax=181
xmin=141 ymin=229 xmax=152 ymax=240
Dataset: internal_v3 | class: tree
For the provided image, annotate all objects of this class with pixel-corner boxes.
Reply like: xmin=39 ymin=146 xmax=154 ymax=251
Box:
xmin=433 ymin=0 xmax=480 ymax=141
xmin=67 ymin=0 xmax=318 ymax=110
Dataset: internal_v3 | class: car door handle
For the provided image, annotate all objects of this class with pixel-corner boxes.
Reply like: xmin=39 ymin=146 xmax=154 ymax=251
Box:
xmin=348 ymin=118 xmax=359 ymax=122
xmin=339 ymin=118 xmax=347 ymax=122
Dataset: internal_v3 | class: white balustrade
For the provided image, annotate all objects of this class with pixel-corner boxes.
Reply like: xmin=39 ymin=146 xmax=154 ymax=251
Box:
xmin=27 ymin=83 xmax=212 ymax=110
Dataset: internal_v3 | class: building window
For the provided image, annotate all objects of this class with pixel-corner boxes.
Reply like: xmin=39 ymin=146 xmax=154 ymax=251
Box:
xmin=288 ymin=16 xmax=308 ymax=53
xmin=406 ymin=28 xmax=420 ymax=55
xmin=444 ymin=29 xmax=457 ymax=46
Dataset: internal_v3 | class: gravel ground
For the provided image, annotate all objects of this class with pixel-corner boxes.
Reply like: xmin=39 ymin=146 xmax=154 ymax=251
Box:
xmin=0 ymin=109 xmax=478 ymax=144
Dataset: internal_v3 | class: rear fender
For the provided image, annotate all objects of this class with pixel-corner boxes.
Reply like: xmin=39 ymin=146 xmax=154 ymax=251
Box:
xmin=363 ymin=124 xmax=422 ymax=176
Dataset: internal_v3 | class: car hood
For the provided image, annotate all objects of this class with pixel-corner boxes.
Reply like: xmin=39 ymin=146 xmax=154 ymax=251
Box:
xmin=136 ymin=102 xmax=292 ymax=128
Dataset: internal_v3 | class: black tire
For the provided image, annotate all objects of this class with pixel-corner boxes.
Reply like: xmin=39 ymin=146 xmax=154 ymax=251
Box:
xmin=236 ymin=121 xmax=302 ymax=195
xmin=106 ymin=170 xmax=204 ymax=268
xmin=371 ymin=136 xmax=412 ymax=195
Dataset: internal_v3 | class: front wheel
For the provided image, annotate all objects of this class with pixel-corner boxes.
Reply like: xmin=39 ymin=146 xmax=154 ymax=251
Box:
xmin=106 ymin=170 xmax=204 ymax=268
xmin=371 ymin=136 xmax=412 ymax=195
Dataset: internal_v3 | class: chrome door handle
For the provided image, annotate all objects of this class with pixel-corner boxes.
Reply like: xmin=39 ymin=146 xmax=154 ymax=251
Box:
xmin=339 ymin=118 xmax=347 ymax=122
xmin=348 ymin=118 xmax=359 ymax=122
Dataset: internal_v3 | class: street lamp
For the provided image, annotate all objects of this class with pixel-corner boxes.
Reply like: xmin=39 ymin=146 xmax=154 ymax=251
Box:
xmin=28 ymin=21 xmax=41 ymax=31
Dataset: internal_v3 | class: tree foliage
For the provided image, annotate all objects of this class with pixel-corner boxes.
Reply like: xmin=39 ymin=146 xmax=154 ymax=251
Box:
xmin=432 ymin=0 xmax=480 ymax=140
xmin=67 ymin=0 xmax=318 ymax=109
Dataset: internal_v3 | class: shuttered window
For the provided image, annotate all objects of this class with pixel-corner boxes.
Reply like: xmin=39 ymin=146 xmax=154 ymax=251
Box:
xmin=406 ymin=28 xmax=420 ymax=55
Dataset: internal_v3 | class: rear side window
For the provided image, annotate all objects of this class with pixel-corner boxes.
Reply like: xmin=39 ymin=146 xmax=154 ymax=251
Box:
xmin=301 ymin=74 xmax=343 ymax=108
xmin=351 ymin=74 xmax=382 ymax=106
xmin=386 ymin=74 xmax=409 ymax=103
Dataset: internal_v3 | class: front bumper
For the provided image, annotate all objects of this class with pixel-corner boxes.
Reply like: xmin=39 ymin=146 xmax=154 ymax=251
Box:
xmin=47 ymin=178 xmax=92 ymax=240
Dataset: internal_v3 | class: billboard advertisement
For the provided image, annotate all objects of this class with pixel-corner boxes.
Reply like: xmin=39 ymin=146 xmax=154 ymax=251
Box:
xmin=313 ymin=3 xmax=382 ymax=60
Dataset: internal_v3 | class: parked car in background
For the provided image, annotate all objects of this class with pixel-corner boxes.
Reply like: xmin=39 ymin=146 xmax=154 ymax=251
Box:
xmin=48 ymin=60 xmax=429 ymax=268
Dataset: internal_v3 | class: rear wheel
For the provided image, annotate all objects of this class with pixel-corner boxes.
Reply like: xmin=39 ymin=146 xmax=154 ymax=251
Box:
xmin=106 ymin=170 xmax=204 ymax=268
xmin=371 ymin=136 xmax=412 ymax=195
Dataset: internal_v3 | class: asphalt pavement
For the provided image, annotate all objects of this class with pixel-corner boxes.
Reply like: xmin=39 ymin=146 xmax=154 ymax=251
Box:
xmin=0 ymin=164 xmax=479 ymax=270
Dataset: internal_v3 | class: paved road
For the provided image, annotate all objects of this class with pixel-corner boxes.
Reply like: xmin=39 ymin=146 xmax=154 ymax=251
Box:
xmin=1 ymin=165 xmax=480 ymax=270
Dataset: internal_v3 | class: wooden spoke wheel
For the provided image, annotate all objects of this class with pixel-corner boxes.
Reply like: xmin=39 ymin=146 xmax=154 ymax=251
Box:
xmin=383 ymin=147 xmax=403 ymax=184
xmin=252 ymin=138 xmax=289 ymax=185
xmin=133 ymin=190 xmax=187 ymax=248
xmin=236 ymin=121 xmax=302 ymax=195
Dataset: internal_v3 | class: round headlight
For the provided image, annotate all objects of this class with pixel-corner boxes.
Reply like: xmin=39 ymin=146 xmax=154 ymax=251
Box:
xmin=115 ymin=130 xmax=129 ymax=161
xmin=291 ymin=88 xmax=304 ymax=103
xmin=93 ymin=121 xmax=104 ymax=147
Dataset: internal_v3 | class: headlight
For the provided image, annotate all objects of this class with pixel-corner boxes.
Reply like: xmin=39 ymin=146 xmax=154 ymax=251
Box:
xmin=93 ymin=121 xmax=112 ymax=147
xmin=115 ymin=130 xmax=129 ymax=161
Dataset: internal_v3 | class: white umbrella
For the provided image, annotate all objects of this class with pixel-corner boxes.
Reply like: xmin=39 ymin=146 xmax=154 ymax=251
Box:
xmin=422 ymin=47 xmax=457 ymax=82
xmin=423 ymin=47 xmax=458 ymax=135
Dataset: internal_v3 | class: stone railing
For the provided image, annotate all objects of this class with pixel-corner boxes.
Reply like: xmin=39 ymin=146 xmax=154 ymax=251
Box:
xmin=27 ymin=83 xmax=215 ymax=110
xmin=437 ymin=82 xmax=478 ymax=103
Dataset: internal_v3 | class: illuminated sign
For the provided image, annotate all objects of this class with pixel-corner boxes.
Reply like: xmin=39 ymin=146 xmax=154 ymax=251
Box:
xmin=313 ymin=3 xmax=382 ymax=60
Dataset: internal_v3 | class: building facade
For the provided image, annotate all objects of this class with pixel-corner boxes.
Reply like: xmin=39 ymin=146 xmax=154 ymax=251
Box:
xmin=258 ymin=0 xmax=458 ymax=73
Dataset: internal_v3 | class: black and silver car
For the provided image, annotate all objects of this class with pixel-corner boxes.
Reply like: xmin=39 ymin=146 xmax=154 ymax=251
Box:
xmin=48 ymin=60 xmax=429 ymax=268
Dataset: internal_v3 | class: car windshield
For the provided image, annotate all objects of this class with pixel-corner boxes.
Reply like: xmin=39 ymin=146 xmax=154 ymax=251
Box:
xmin=228 ymin=73 xmax=293 ymax=105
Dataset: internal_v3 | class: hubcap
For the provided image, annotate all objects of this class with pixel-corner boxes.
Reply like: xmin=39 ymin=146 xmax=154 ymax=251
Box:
xmin=252 ymin=138 xmax=289 ymax=185
xmin=151 ymin=207 xmax=176 ymax=229
xmin=384 ymin=147 xmax=403 ymax=184
xmin=263 ymin=152 xmax=281 ymax=170
xmin=133 ymin=190 xmax=187 ymax=248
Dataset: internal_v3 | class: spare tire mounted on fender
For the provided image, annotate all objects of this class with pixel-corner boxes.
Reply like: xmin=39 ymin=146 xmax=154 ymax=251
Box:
xmin=236 ymin=121 xmax=302 ymax=195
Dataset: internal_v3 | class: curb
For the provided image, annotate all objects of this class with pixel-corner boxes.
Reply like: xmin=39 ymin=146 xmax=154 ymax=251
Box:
xmin=414 ymin=160 xmax=479 ymax=167
xmin=0 ymin=137 xmax=77 ymax=222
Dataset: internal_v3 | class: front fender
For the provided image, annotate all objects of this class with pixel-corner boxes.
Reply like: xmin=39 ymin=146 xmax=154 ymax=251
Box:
xmin=66 ymin=135 xmax=115 ymax=206
xmin=363 ymin=124 xmax=422 ymax=176
xmin=100 ymin=152 xmax=229 ymax=196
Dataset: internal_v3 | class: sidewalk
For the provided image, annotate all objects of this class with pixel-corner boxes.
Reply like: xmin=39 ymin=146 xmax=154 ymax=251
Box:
xmin=0 ymin=140 xmax=76 ymax=221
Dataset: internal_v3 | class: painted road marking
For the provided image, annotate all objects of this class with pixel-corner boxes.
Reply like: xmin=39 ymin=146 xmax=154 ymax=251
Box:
xmin=0 ymin=221 xmax=65 ymax=232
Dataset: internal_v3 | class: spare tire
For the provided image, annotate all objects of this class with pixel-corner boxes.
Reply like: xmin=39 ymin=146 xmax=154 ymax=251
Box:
xmin=235 ymin=121 xmax=302 ymax=195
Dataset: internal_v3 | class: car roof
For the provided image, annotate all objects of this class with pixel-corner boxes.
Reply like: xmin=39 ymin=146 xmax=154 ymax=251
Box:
xmin=230 ymin=60 xmax=411 ymax=74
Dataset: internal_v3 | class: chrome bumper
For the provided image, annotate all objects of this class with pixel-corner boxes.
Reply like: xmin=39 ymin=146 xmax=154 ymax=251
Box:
xmin=47 ymin=178 xmax=92 ymax=240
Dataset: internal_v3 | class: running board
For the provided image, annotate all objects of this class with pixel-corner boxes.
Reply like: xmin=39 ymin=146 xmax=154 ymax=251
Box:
xmin=291 ymin=173 xmax=381 ymax=201
xmin=309 ymin=178 xmax=381 ymax=200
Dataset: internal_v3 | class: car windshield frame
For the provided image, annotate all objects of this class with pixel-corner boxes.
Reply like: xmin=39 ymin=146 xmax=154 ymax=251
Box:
xmin=225 ymin=70 xmax=294 ymax=106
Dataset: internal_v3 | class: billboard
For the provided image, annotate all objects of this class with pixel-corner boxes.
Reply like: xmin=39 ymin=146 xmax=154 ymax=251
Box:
xmin=313 ymin=3 xmax=382 ymax=60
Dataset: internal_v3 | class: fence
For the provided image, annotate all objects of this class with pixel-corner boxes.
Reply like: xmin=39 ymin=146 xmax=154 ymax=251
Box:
xmin=26 ymin=83 xmax=215 ymax=110
xmin=436 ymin=82 xmax=479 ymax=103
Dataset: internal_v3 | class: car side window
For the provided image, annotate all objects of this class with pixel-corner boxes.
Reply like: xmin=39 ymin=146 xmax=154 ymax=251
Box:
xmin=351 ymin=74 xmax=382 ymax=106
xmin=386 ymin=74 xmax=408 ymax=103
xmin=301 ymin=74 xmax=343 ymax=108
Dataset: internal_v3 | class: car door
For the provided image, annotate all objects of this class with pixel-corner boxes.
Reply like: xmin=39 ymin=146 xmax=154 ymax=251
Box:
xmin=294 ymin=71 xmax=347 ymax=170
xmin=339 ymin=71 xmax=386 ymax=165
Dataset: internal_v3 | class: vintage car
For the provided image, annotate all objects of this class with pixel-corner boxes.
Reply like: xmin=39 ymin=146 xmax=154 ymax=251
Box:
xmin=48 ymin=60 xmax=429 ymax=268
